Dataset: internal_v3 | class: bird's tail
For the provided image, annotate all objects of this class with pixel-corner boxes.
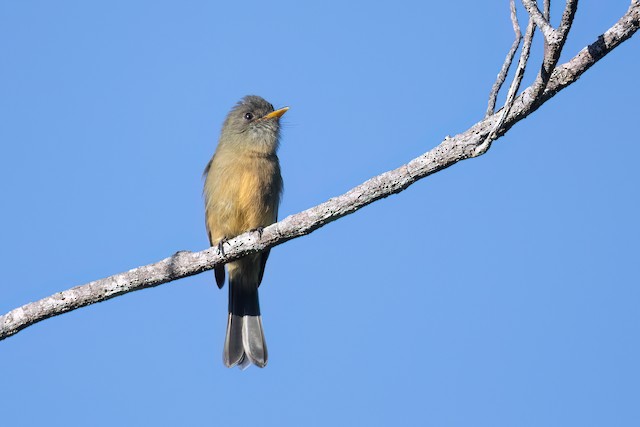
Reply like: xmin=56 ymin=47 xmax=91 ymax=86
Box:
xmin=223 ymin=271 xmax=267 ymax=369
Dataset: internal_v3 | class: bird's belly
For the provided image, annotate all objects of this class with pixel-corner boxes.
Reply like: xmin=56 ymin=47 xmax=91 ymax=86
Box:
xmin=206 ymin=160 xmax=280 ymax=241
xmin=232 ymin=172 xmax=277 ymax=229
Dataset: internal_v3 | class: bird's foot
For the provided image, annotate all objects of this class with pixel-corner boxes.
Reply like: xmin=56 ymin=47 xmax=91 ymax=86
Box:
xmin=250 ymin=226 xmax=264 ymax=239
xmin=250 ymin=227 xmax=264 ymax=239
xmin=217 ymin=237 xmax=229 ymax=256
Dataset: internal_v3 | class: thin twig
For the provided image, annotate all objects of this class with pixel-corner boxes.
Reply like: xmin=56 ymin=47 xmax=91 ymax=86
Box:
xmin=543 ymin=0 xmax=551 ymax=57
xmin=477 ymin=18 xmax=536 ymax=156
xmin=486 ymin=0 xmax=523 ymax=118
xmin=522 ymin=0 xmax=557 ymax=42
xmin=544 ymin=0 xmax=551 ymax=19
xmin=1 ymin=0 xmax=638 ymax=342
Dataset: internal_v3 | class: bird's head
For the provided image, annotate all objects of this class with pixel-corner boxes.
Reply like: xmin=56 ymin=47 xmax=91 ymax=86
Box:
xmin=220 ymin=95 xmax=289 ymax=154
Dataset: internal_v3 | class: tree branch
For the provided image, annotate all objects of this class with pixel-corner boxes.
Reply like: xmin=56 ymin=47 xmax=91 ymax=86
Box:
xmin=486 ymin=0 xmax=523 ymax=118
xmin=477 ymin=18 xmax=536 ymax=156
xmin=522 ymin=0 xmax=557 ymax=42
xmin=1 ymin=1 xmax=638 ymax=342
xmin=543 ymin=0 xmax=551 ymax=57
xmin=530 ymin=0 xmax=579 ymax=101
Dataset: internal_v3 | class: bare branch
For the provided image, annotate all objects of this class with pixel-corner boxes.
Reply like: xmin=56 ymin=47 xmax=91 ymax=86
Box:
xmin=543 ymin=0 xmax=550 ymax=20
xmin=522 ymin=0 xmax=557 ymax=42
xmin=478 ymin=18 xmax=536 ymax=156
xmin=484 ymin=0 xmax=576 ymax=155
xmin=558 ymin=0 xmax=579 ymax=36
xmin=486 ymin=0 xmax=523 ymax=117
xmin=1 ymin=1 xmax=638 ymax=342
xmin=529 ymin=0 xmax=579 ymax=100
xmin=536 ymin=0 xmax=640 ymax=100
xmin=543 ymin=0 xmax=551 ymax=56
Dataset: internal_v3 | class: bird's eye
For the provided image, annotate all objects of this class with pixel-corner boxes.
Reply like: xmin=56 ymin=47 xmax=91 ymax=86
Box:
xmin=244 ymin=112 xmax=254 ymax=121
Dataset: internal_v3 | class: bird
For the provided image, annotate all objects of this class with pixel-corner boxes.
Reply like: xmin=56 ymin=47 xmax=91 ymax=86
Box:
xmin=203 ymin=95 xmax=288 ymax=368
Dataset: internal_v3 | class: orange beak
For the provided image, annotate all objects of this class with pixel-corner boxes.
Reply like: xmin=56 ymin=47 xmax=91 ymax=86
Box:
xmin=262 ymin=106 xmax=289 ymax=120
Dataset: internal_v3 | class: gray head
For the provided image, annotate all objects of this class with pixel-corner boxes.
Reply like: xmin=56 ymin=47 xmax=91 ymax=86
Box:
xmin=220 ymin=95 xmax=289 ymax=154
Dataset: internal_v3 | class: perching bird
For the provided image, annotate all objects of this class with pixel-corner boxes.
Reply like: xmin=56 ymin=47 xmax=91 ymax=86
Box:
xmin=203 ymin=95 xmax=288 ymax=368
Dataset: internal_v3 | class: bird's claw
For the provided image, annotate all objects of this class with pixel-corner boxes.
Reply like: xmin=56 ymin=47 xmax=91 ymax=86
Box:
xmin=251 ymin=227 xmax=264 ymax=239
xmin=217 ymin=237 xmax=228 ymax=256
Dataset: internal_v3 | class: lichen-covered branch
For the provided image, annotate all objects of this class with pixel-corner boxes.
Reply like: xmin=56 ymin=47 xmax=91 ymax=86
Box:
xmin=1 ymin=1 xmax=638 ymax=342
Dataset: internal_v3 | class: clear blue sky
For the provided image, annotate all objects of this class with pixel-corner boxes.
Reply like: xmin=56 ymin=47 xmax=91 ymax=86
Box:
xmin=1 ymin=1 xmax=638 ymax=426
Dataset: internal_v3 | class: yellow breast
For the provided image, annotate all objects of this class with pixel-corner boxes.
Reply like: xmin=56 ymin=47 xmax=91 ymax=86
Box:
xmin=204 ymin=150 xmax=282 ymax=244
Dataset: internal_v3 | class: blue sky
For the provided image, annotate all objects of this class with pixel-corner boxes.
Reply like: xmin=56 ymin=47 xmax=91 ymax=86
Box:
xmin=1 ymin=1 xmax=638 ymax=426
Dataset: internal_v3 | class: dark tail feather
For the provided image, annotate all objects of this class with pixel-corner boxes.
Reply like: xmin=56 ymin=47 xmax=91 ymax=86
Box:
xmin=214 ymin=266 xmax=225 ymax=289
xmin=223 ymin=274 xmax=267 ymax=369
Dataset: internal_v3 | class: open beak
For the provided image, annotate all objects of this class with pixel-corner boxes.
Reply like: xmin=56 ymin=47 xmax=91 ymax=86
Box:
xmin=262 ymin=106 xmax=289 ymax=120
